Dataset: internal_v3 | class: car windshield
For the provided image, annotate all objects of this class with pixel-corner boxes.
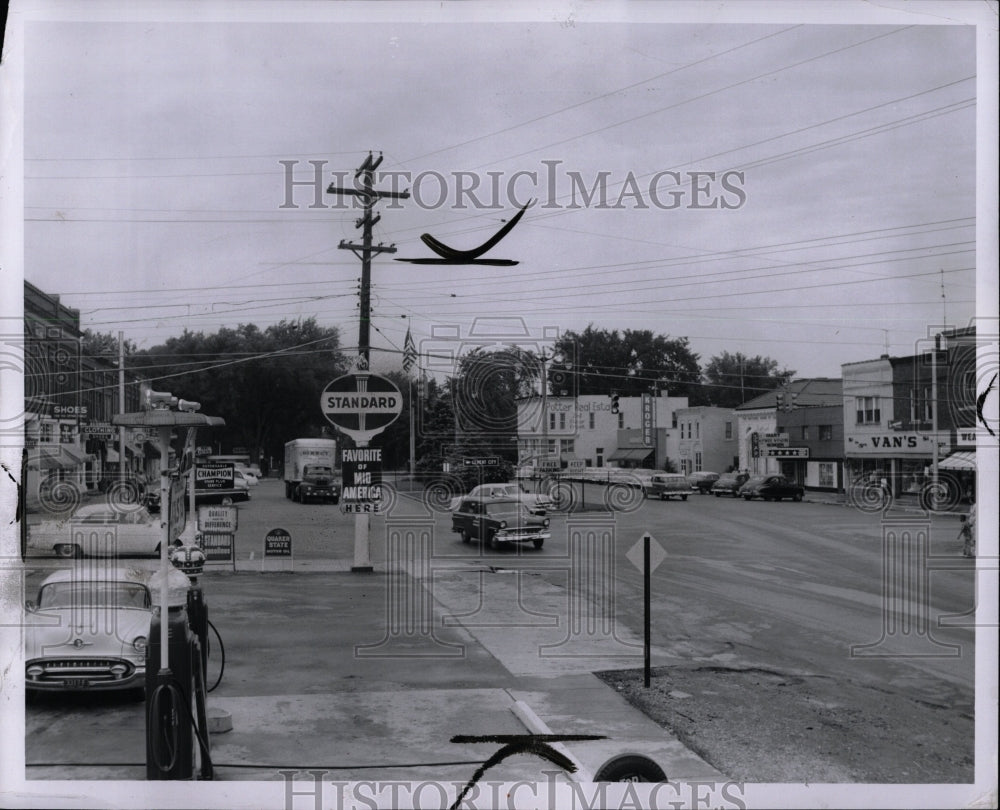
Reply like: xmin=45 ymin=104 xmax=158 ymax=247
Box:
xmin=745 ymin=477 xmax=768 ymax=487
xmin=37 ymin=581 xmax=151 ymax=609
xmin=304 ymin=466 xmax=333 ymax=475
xmin=716 ymin=476 xmax=738 ymax=483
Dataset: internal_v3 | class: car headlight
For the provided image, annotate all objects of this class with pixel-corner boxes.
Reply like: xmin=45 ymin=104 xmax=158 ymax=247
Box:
xmin=543 ymin=518 xmax=550 ymax=527
xmin=499 ymin=520 xmax=507 ymax=529
xmin=133 ymin=635 xmax=147 ymax=654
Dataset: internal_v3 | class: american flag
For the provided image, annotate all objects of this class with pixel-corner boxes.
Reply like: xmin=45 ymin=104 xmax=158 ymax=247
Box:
xmin=402 ymin=327 xmax=417 ymax=374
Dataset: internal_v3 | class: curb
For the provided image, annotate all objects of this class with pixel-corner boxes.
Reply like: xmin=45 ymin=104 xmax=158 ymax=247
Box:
xmin=510 ymin=700 xmax=593 ymax=782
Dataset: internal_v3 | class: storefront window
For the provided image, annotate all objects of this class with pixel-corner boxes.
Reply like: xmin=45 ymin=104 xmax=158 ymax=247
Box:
xmin=900 ymin=460 xmax=928 ymax=494
xmin=818 ymin=463 xmax=835 ymax=488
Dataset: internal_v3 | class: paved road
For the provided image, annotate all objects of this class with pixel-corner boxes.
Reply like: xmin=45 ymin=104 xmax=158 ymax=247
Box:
xmin=20 ymin=478 xmax=977 ymax=784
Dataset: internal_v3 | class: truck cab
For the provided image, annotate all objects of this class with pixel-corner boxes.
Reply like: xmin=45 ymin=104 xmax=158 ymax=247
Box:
xmin=292 ymin=464 xmax=340 ymax=504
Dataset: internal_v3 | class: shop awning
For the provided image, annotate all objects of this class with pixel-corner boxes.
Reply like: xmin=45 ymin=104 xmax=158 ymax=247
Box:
xmin=939 ymin=450 xmax=976 ymax=470
xmin=608 ymin=447 xmax=654 ymax=462
xmin=30 ymin=445 xmax=95 ymax=470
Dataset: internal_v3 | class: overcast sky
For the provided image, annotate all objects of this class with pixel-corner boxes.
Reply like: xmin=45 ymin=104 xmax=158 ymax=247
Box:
xmin=7 ymin=1 xmax=997 ymax=388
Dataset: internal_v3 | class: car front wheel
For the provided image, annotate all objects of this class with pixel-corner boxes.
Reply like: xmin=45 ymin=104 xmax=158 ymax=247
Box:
xmin=533 ymin=539 xmax=544 ymax=550
xmin=461 ymin=530 xmax=471 ymax=544
xmin=488 ymin=532 xmax=500 ymax=551
xmin=793 ymin=493 xmax=802 ymax=501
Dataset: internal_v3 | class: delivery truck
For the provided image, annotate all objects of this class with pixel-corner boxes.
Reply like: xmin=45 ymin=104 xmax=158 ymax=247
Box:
xmin=284 ymin=439 xmax=339 ymax=503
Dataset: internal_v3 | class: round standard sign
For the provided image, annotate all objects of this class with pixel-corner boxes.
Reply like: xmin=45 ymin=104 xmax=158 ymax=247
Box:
xmin=321 ymin=372 xmax=403 ymax=443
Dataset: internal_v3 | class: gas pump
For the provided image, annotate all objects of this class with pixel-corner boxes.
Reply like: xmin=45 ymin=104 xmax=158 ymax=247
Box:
xmin=113 ymin=392 xmax=224 ymax=781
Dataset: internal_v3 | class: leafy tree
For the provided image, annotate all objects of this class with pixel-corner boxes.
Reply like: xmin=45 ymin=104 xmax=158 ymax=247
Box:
xmin=129 ymin=319 xmax=346 ymax=467
xmin=81 ymin=329 xmax=137 ymax=361
xmin=702 ymin=351 xmax=795 ymax=408
xmin=550 ymin=325 xmax=702 ymax=401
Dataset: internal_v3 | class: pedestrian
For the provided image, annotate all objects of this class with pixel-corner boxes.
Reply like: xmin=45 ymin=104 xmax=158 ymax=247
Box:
xmin=959 ymin=499 xmax=976 ymax=558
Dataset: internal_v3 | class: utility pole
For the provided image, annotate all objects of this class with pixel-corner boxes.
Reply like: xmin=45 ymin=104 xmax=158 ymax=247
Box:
xmin=327 ymin=152 xmax=410 ymax=363
xmin=327 ymin=153 xmax=409 ymax=574
xmin=118 ymin=331 xmax=126 ymax=482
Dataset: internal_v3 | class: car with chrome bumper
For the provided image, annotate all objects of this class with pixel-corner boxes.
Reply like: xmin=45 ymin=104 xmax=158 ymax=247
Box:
xmin=711 ymin=472 xmax=750 ymax=497
xmin=738 ymin=474 xmax=804 ymax=502
xmin=687 ymin=471 xmax=720 ymax=494
xmin=27 ymin=503 xmax=174 ymax=559
xmin=451 ymin=497 xmax=550 ymax=550
xmin=24 ymin=567 xmax=152 ymax=694
xmin=644 ymin=473 xmax=690 ymax=501
xmin=449 ymin=482 xmax=554 ymax=514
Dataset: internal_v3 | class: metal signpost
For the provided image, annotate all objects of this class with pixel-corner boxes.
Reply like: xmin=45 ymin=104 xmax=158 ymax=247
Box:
xmin=320 ymin=361 xmax=403 ymax=571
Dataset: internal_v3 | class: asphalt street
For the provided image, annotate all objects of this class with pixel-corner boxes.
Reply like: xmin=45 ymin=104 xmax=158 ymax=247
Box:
xmin=19 ymin=477 xmax=978 ymax=790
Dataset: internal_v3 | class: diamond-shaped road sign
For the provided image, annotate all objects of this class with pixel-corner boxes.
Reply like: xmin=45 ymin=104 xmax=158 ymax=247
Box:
xmin=626 ymin=532 xmax=667 ymax=574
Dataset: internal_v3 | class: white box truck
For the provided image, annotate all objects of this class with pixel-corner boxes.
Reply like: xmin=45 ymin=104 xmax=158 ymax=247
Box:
xmin=284 ymin=439 xmax=339 ymax=503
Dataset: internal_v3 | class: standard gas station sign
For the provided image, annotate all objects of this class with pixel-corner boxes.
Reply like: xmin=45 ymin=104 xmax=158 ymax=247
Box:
xmin=320 ymin=372 xmax=403 ymax=443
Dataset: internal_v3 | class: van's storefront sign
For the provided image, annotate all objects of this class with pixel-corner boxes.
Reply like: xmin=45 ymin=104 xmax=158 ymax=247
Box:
xmin=846 ymin=432 xmax=943 ymax=456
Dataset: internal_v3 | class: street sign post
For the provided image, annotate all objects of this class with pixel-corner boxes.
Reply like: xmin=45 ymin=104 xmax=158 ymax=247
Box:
xmin=463 ymin=457 xmax=500 ymax=467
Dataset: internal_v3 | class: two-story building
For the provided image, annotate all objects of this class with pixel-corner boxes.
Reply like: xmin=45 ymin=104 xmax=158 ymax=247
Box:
xmin=773 ymin=379 xmax=844 ymax=492
xmin=516 ymin=392 xmax=688 ymax=473
xmin=736 ymin=378 xmax=845 ymax=487
xmin=842 ymin=326 xmax=977 ymax=501
xmin=674 ymin=406 xmax=739 ymax=474
xmin=24 ymin=281 xmax=145 ymax=505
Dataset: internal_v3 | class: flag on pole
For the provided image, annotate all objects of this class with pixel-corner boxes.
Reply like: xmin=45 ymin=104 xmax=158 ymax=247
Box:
xmin=402 ymin=327 xmax=417 ymax=374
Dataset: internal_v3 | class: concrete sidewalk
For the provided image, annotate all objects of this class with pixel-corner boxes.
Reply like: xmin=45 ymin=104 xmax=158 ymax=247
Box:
xmin=25 ymin=562 xmax=722 ymax=784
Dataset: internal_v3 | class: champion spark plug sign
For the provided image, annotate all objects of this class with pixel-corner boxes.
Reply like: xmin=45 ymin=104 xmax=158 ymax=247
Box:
xmin=321 ymin=373 xmax=403 ymax=443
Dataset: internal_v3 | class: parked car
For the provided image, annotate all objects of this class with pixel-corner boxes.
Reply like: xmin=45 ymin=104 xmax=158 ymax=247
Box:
xmin=687 ymin=471 xmax=720 ymax=494
xmin=236 ymin=466 xmax=259 ymax=487
xmin=644 ymin=473 xmax=690 ymax=501
xmin=451 ymin=496 xmax=550 ymax=550
xmin=450 ymin=482 xmax=554 ymax=514
xmin=194 ymin=468 xmax=251 ymax=506
xmin=24 ymin=567 xmax=152 ymax=694
xmin=738 ymin=475 xmax=804 ymax=502
xmin=711 ymin=472 xmax=750 ymax=497
xmin=26 ymin=503 xmax=175 ymax=558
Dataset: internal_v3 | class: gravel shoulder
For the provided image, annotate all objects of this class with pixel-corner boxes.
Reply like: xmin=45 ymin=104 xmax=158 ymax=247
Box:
xmin=596 ymin=664 xmax=974 ymax=783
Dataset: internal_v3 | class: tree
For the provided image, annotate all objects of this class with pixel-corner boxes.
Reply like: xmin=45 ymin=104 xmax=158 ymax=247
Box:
xmin=129 ymin=319 xmax=346 ymax=467
xmin=449 ymin=346 xmax=540 ymax=460
xmin=81 ymin=329 xmax=137 ymax=361
xmin=550 ymin=325 xmax=702 ymax=401
xmin=702 ymin=351 xmax=795 ymax=408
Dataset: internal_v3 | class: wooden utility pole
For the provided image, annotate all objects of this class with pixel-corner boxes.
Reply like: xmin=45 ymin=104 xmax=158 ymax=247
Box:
xmin=327 ymin=152 xmax=410 ymax=362
xmin=327 ymin=153 xmax=409 ymax=574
